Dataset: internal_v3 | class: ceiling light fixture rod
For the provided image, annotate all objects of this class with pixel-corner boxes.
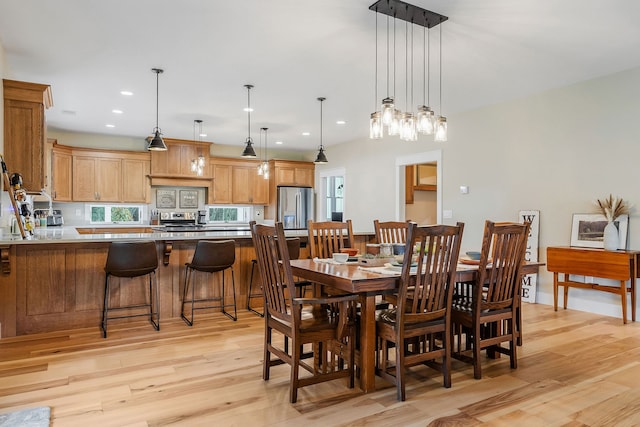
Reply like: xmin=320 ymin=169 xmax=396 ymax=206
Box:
xmin=148 ymin=68 xmax=167 ymax=151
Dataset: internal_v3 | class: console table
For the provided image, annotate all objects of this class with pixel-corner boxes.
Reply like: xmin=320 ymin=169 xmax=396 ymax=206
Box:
xmin=547 ymin=246 xmax=640 ymax=324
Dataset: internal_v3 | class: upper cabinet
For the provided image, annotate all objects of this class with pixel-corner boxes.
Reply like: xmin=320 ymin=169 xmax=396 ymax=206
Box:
xmin=150 ymin=138 xmax=211 ymax=178
xmin=210 ymin=157 xmax=268 ymax=205
xmin=3 ymin=79 xmax=53 ymax=192
xmin=270 ymin=160 xmax=314 ymax=187
xmin=50 ymin=142 xmax=73 ymax=202
xmin=73 ymin=154 xmax=122 ymax=202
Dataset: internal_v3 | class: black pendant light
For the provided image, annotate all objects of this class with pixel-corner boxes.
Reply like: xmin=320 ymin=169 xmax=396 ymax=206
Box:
xmin=241 ymin=84 xmax=257 ymax=158
xmin=314 ymin=97 xmax=328 ymax=164
xmin=147 ymin=68 xmax=167 ymax=151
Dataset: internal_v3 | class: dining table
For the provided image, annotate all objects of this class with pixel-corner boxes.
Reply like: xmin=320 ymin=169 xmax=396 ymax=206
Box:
xmin=289 ymin=258 xmax=544 ymax=393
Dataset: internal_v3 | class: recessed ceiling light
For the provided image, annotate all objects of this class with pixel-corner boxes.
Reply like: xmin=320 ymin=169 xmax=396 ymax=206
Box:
xmin=105 ymin=124 xmax=115 ymax=128
xmin=275 ymin=140 xmax=283 ymax=145
xmin=243 ymin=107 xmax=254 ymax=112
xmin=112 ymin=109 xmax=123 ymax=114
xmin=62 ymin=110 xmax=76 ymax=115
xmin=199 ymin=133 xmax=207 ymax=138
xmin=302 ymin=132 xmax=310 ymax=136
xmin=336 ymin=120 xmax=346 ymax=125
xmin=120 ymin=91 xmax=133 ymax=96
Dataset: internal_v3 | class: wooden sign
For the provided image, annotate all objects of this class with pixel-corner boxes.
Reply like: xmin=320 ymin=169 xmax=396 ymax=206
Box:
xmin=519 ymin=210 xmax=540 ymax=303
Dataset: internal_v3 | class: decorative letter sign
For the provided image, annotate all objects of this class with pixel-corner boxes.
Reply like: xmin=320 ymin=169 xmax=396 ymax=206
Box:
xmin=519 ymin=210 xmax=540 ymax=303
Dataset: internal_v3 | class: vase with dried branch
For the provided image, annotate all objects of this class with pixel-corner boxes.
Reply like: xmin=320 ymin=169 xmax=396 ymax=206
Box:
xmin=595 ymin=194 xmax=629 ymax=250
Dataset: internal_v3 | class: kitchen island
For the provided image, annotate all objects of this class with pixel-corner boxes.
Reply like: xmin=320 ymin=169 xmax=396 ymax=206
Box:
xmin=0 ymin=226 xmax=372 ymax=338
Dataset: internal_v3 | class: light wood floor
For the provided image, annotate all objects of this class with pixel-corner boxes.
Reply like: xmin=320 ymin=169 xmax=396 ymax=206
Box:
xmin=2 ymin=303 xmax=640 ymax=426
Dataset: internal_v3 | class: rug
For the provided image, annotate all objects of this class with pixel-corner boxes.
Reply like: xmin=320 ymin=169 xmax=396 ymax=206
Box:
xmin=0 ymin=407 xmax=50 ymax=427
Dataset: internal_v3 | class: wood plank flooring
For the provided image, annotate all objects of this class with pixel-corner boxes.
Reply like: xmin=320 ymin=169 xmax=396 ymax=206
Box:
xmin=2 ymin=303 xmax=640 ymax=426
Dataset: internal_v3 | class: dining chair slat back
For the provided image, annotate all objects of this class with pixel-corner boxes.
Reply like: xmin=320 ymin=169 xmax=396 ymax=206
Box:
xmin=374 ymin=220 xmax=411 ymax=244
xmin=307 ymin=219 xmax=354 ymax=259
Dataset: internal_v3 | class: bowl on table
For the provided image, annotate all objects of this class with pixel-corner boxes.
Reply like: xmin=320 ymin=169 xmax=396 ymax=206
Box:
xmin=332 ymin=253 xmax=349 ymax=263
xmin=340 ymin=248 xmax=358 ymax=257
xmin=465 ymin=251 xmax=481 ymax=260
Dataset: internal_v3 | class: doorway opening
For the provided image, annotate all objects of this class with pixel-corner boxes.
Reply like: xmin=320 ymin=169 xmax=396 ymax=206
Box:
xmin=395 ymin=150 xmax=442 ymax=224
xmin=319 ymin=167 xmax=346 ymax=222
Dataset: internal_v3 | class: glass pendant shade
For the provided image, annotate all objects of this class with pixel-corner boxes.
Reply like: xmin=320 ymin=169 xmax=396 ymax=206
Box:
xmin=434 ymin=116 xmax=447 ymax=142
xmin=369 ymin=112 xmax=383 ymax=139
xmin=381 ymin=97 xmax=395 ymax=126
xmin=399 ymin=112 xmax=416 ymax=141
xmin=388 ymin=109 xmax=401 ymax=136
xmin=262 ymin=162 xmax=269 ymax=180
xmin=416 ymin=105 xmax=435 ymax=135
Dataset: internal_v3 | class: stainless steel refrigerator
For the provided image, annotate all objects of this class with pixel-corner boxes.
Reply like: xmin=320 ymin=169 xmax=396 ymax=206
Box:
xmin=277 ymin=186 xmax=313 ymax=229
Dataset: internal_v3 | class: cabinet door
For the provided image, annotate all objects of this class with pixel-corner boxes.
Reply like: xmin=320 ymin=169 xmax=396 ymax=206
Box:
xmin=122 ymin=158 xmax=149 ymax=203
xmin=231 ymin=166 xmax=252 ymax=204
xmin=4 ymin=99 xmax=45 ymax=191
xmin=276 ymin=166 xmax=296 ymax=186
xmin=252 ymin=173 xmax=269 ymax=204
xmin=51 ymin=150 xmax=72 ymax=201
xmin=72 ymin=156 xmax=97 ymax=201
xmin=211 ymin=163 xmax=232 ymax=204
xmin=95 ymin=158 xmax=122 ymax=202
xmin=295 ymin=167 xmax=314 ymax=187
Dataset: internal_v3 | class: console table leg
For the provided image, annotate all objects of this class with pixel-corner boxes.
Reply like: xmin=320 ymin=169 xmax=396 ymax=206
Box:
xmin=621 ymin=280 xmax=628 ymax=324
xmin=563 ymin=274 xmax=569 ymax=309
xmin=553 ymin=272 xmax=559 ymax=311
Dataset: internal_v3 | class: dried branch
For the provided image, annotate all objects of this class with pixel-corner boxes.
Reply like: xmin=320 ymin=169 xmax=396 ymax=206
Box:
xmin=596 ymin=194 xmax=629 ymax=222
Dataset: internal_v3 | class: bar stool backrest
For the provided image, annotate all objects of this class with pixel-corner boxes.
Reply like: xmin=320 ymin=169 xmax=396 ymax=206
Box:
xmin=105 ymin=241 xmax=158 ymax=277
xmin=189 ymin=240 xmax=236 ymax=273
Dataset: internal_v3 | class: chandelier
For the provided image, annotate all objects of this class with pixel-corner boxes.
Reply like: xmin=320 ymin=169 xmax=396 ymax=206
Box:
xmin=369 ymin=0 xmax=448 ymax=142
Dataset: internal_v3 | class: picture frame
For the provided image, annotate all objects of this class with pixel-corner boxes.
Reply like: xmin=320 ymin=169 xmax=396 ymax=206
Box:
xmin=156 ymin=189 xmax=176 ymax=209
xmin=570 ymin=213 xmax=628 ymax=250
xmin=179 ymin=190 xmax=199 ymax=209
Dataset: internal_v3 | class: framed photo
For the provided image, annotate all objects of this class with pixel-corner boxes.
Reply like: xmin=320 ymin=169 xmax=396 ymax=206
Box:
xmin=570 ymin=213 xmax=628 ymax=250
xmin=179 ymin=190 xmax=199 ymax=208
xmin=156 ymin=189 xmax=176 ymax=209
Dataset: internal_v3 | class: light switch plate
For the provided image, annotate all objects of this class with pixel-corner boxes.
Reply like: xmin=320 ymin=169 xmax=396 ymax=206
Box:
xmin=443 ymin=209 xmax=453 ymax=219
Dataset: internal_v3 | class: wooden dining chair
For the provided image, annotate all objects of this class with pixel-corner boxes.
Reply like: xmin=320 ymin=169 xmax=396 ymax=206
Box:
xmin=451 ymin=220 xmax=530 ymax=380
xmin=250 ymin=221 xmax=358 ymax=403
xmin=375 ymin=222 xmax=464 ymax=401
xmin=374 ymin=219 xmax=411 ymax=244
xmin=307 ymin=219 xmax=354 ymax=259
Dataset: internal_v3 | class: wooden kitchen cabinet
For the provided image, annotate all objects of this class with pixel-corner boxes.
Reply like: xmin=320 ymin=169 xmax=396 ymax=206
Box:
xmin=150 ymin=138 xmax=211 ymax=178
xmin=51 ymin=143 xmax=73 ymax=201
xmin=73 ymin=155 xmax=122 ymax=202
xmin=3 ymin=79 xmax=53 ymax=192
xmin=210 ymin=161 xmax=232 ymax=204
xmin=121 ymin=155 xmax=151 ymax=203
xmin=209 ymin=157 xmax=268 ymax=205
xmin=270 ymin=159 xmax=314 ymax=187
xmin=232 ymin=165 xmax=268 ymax=204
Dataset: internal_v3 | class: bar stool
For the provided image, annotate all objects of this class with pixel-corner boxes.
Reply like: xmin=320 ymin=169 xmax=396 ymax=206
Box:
xmin=181 ymin=240 xmax=237 ymax=325
xmin=247 ymin=237 xmax=309 ymax=317
xmin=102 ymin=241 xmax=159 ymax=338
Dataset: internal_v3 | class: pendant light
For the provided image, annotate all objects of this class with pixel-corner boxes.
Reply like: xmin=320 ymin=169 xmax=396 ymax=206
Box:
xmin=147 ymin=68 xmax=167 ymax=151
xmin=257 ymin=128 xmax=264 ymax=175
xmin=261 ymin=127 xmax=270 ymax=180
xmin=434 ymin=22 xmax=448 ymax=142
xmin=314 ymin=97 xmax=328 ymax=164
xmin=369 ymin=11 xmax=383 ymax=139
xmin=241 ymin=84 xmax=257 ymax=158
xmin=416 ymin=19 xmax=435 ymax=135
xmin=190 ymin=119 xmax=205 ymax=176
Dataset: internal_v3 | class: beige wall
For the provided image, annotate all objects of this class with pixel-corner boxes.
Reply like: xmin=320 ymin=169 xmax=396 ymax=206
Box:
xmin=316 ymin=65 xmax=640 ymax=319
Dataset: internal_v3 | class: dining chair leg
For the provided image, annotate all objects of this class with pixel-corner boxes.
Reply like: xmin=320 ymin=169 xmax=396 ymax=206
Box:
xmin=263 ymin=323 xmax=271 ymax=381
xmin=473 ymin=321 xmax=482 ymax=380
xmin=290 ymin=336 xmax=301 ymax=403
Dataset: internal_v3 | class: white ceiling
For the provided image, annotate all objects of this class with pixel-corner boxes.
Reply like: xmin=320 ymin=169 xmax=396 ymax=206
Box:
xmin=1 ymin=0 xmax=640 ymax=152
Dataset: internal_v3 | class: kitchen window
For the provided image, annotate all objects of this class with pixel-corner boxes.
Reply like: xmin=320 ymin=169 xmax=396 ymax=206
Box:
xmin=207 ymin=206 xmax=253 ymax=223
xmin=90 ymin=205 xmax=143 ymax=224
